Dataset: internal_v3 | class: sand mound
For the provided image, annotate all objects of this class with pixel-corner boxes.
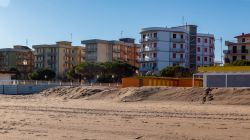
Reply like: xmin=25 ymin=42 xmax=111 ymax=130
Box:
xmin=38 ymin=86 xmax=250 ymax=105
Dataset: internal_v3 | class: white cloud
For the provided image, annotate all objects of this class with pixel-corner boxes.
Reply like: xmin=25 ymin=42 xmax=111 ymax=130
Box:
xmin=0 ymin=0 xmax=10 ymax=7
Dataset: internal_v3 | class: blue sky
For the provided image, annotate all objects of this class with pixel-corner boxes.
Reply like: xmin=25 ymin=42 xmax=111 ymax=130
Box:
xmin=0 ymin=0 xmax=250 ymax=61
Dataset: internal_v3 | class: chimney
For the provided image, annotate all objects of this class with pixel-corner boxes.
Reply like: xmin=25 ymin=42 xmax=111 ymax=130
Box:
xmin=242 ymin=33 xmax=245 ymax=36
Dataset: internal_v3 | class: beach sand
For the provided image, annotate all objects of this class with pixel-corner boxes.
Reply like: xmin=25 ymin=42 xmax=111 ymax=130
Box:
xmin=0 ymin=86 xmax=249 ymax=140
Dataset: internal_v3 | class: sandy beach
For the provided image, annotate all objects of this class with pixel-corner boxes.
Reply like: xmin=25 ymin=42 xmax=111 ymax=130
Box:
xmin=0 ymin=86 xmax=250 ymax=140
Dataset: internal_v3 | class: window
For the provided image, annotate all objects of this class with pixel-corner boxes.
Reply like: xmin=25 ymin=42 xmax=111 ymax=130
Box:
xmin=205 ymin=38 xmax=208 ymax=43
xmin=180 ymin=44 xmax=183 ymax=49
xmin=204 ymin=48 xmax=208 ymax=52
xmin=242 ymin=56 xmax=246 ymax=60
xmin=198 ymin=38 xmax=201 ymax=43
xmin=180 ymin=34 xmax=184 ymax=39
xmin=180 ymin=54 xmax=183 ymax=58
xmin=197 ymin=56 xmax=200 ymax=61
xmin=173 ymin=34 xmax=177 ymax=38
xmin=197 ymin=47 xmax=200 ymax=52
xmin=153 ymin=63 xmax=157 ymax=69
xmin=142 ymin=64 xmax=145 ymax=68
xmin=242 ymin=38 xmax=246 ymax=43
xmin=153 ymin=33 xmax=157 ymax=38
xmin=154 ymin=43 xmax=157 ymax=48
xmin=173 ymin=44 xmax=176 ymax=48
xmin=173 ymin=53 xmax=176 ymax=58
xmin=204 ymin=57 xmax=207 ymax=62
xmin=153 ymin=53 xmax=157 ymax=58
xmin=233 ymin=56 xmax=237 ymax=61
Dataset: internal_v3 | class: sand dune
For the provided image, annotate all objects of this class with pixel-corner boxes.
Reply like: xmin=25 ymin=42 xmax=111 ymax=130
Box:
xmin=0 ymin=86 xmax=250 ymax=139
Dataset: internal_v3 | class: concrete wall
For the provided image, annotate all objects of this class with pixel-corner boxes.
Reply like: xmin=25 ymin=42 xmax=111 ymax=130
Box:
xmin=206 ymin=74 xmax=250 ymax=87
xmin=0 ymin=84 xmax=58 ymax=95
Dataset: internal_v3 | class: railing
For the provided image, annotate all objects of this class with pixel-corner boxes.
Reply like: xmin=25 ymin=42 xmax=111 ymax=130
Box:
xmin=170 ymin=38 xmax=186 ymax=43
xmin=0 ymin=80 xmax=121 ymax=87
xmin=223 ymin=50 xmax=248 ymax=54
xmin=169 ymin=48 xmax=185 ymax=52
xmin=137 ymin=57 xmax=158 ymax=62
xmin=169 ymin=58 xmax=185 ymax=62
xmin=138 ymin=47 xmax=159 ymax=53
xmin=140 ymin=37 xmax=159 ymax=43
xmin=47 ymin=52 xmax=57 ymax=56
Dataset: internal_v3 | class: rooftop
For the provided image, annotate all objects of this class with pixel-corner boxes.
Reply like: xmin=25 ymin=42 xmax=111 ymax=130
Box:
xmin=235 ymin=33 xmax=250 ymax=38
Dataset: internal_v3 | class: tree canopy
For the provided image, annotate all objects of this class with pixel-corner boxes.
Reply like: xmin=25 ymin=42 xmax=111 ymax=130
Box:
xmin=66 ymin=61 xmax=137 ymax=83
xmin=231 ymin=60 xmax=250 ymax=66
xmin=29 ymin=68 xmax=56 ymax=80
xmin=160 ymin=66 xmax=192 ymax=77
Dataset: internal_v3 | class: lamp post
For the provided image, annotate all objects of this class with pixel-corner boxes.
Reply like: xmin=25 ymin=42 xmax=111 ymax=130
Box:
xmin=112 ymin=75 xmax=115 ymax=83
xmin=23 ymin=60 xmax=28 ymax=80
xmin=44 ymin=75 xmax=47 ymax=81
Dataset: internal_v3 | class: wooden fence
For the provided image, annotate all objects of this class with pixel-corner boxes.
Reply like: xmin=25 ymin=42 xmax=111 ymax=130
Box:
xmin=122 ymin=77 xmax=203 ymax=88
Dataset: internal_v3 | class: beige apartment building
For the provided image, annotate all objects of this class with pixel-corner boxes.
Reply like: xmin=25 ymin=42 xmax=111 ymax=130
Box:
xmin=33 ymin=41 xmax=85 ymax=79
xmin=0 ymin=45 xmax=34 ymax=79
xmin=81 ymin=38 xmax=140 ymax=68
xmin=224 ymin=33 xmax=250 ymax=64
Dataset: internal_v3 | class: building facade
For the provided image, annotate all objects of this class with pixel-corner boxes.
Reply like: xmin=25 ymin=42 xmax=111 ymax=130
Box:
xmin=33 ymin=41 xmax=85 ymax=79
xmin=139 ymin=25 xmax=215 ymax=74
xmin=224 ymin=33 xmax=250 ymax=64
xmin=0 ymin=45 xmax=34 ymax=79
xmin=196 ymin=33 xmax=215 ymax=67
xmin=81 ymin=38 xmax=140 ymax=68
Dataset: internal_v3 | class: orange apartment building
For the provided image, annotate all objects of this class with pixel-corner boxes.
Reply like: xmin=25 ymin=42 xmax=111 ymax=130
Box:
xmin=81 ymin=38 xmax=140 ymax=68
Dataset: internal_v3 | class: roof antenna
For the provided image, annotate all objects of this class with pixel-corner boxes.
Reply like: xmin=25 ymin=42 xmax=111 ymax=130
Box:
xmin=26 ymin=39 xmax=29 ymax=46
xmin=120 ymin=31 xmax=124 ymax=38
xmin=182 ymin=16 xmax=185 ymax=26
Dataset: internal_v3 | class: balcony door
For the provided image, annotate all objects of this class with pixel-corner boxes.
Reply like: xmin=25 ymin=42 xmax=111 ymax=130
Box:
xmin=233 ymin=46 xmax=237 ymax=53
xmin=242 ymin=46 xmax=246 ymax=53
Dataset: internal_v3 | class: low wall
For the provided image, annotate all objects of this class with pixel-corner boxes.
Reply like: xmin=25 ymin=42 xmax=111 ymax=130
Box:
xmin=0 ymin=84 xmax=58 ymax=95
xmin=122 ymin=77 xmax=203 ymax=88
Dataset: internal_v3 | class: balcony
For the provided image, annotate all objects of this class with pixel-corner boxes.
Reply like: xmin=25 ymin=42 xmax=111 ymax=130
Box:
xmin=170 ymin=58 xmax=185 ymax=62
xmin=170 ymin=48 xmax=185 ymax=52
xmin=170 ymin=38 xmax=186 ymax=43
xmin=47 ymin=52 xmax=57 ymax=56
xmin=34 ymin=52 xmax=44 ymax=56
xmin=137 ymin=57 xmax=158 ymax=62
xmin=138 ymin=47 xmax=159 ymax=53
xmin=47 ymin=59 xmax=56 ymax=65
xmin=223 ymin=50 xmax=248 ymax=55
xmin=140 ymin=37 xmax=159 ymax=43
xmin=113 ymin=48 xmax=120 ymax=53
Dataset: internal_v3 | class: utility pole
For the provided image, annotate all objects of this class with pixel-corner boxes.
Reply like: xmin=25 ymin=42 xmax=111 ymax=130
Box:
xmin=70 ymin=33 xmax=73 ymax=42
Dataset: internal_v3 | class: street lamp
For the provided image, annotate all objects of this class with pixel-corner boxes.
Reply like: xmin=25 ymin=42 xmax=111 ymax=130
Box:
xmin=112 ymin=75 xmax=115 ymax=83
xmin=23 ymin=60 xmax=28 ymax=80
xmin=44 ymin=75 xmax=47 ymax=81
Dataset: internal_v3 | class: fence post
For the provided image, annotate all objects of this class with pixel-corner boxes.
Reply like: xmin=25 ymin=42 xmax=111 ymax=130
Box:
xmin=225 ymin=74 xmax=228 ymax=88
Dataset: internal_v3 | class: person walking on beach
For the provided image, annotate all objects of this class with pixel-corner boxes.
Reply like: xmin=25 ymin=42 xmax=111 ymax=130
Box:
xmin=202 ymin=88 xmax=213 ymax=104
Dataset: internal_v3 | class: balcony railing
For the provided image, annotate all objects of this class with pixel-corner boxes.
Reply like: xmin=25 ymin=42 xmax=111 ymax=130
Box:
xmin=138 ymin=47 xmax=159 ymax=53
xmin=137 ymin=57 xmax=158 ymax=62
xmin=140 ymin=37 xmax=159 ymax=43
xmin=47 ymin=52 xmax=57 ymax=56
xmin=169 ymin=58 xmax=185 ymax=62
xmin=170 ymin=38 xmax=186 ymax=43
xmin=169 ymin=48 xmax=185 ymax=52
xmin=223 ymin=50 xmax=248 ymax=54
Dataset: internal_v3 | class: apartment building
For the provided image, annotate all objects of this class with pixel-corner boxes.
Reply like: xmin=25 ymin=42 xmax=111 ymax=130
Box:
xmin=33 ymin=41 xmax=85 ymax=79
xmin=139 ymin=25 xmax=215 ymax=74
xmin=81 ymin=38 xmax=140 ymax=68
xmin=0 ymin=45 xmax=34 ymax=78
xmin=224 ymin=33 xmax=250 ymax=64
xmin=196 ymin=33 xmax=215 ymax=67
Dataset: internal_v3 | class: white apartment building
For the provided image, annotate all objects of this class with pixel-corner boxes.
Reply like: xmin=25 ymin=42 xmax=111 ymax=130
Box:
xmin=196 ymin=33 xmax=215 ymax=67
xmin=139 ymin=25 xmax=215 ymax=74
